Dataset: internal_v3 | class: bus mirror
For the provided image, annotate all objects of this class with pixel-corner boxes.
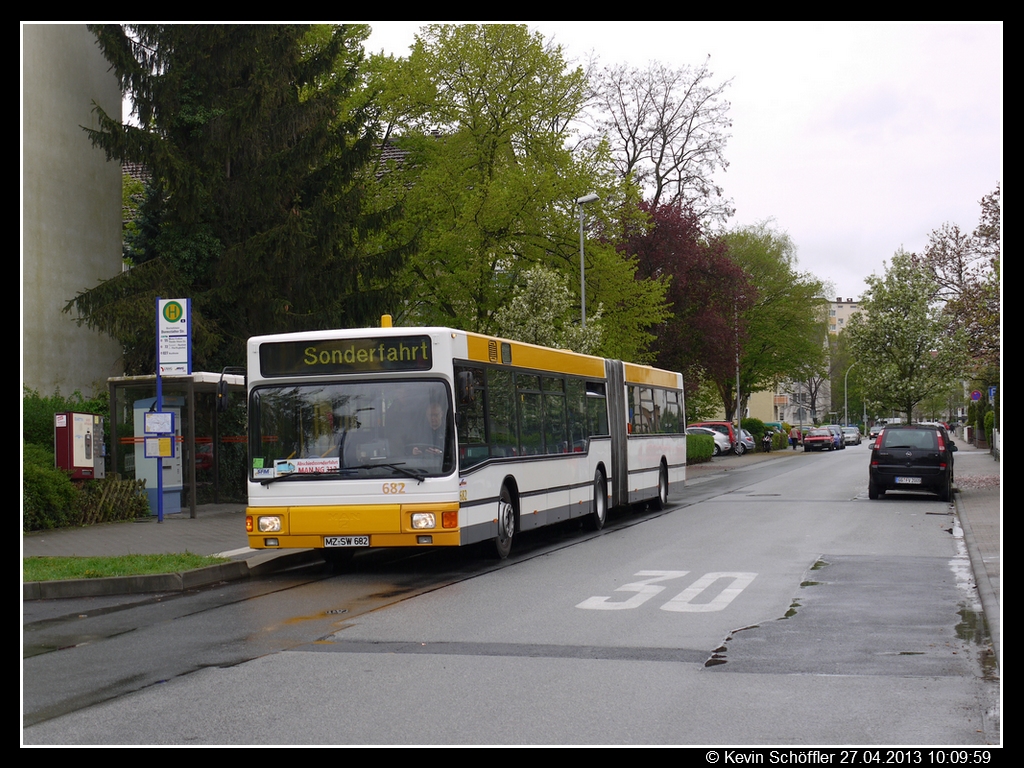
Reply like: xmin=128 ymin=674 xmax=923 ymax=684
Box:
xmin=457 ymin=372 xmax=475 ymax=405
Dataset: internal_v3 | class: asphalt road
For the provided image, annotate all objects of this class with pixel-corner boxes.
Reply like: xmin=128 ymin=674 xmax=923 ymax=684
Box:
xmin=23 ymin=445 xmax=999 ymax=745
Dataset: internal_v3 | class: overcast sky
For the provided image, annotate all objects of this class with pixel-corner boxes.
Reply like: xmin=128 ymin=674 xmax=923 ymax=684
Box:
xmin=365 ymin=22 xmax=1002 ymax=301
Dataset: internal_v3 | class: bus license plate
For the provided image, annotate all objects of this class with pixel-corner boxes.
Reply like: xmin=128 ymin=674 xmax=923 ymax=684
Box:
xmin=324 ymin=536 xmax=369 ymax=548
xmin=895 ymin=477 xmax=922 ymax=485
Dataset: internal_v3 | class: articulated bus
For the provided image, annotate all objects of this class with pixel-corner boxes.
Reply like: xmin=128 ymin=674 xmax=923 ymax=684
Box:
xmin=245 ymin=318 xmax=686 ymax=561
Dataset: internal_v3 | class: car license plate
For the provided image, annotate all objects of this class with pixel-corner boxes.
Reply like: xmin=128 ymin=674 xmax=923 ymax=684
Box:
xmin=324 ymin=536 xmax=369 ymax=547
xmin=895 ymin=477 xmax=922 ymax=485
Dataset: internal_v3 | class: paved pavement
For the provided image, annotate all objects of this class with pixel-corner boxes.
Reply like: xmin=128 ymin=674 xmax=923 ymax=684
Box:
xmin=22 ymin=440 xmax=1001 ymax=669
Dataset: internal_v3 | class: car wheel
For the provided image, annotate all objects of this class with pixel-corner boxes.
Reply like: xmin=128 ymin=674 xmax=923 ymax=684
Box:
xmin=735 ymin=442 xmax=746 ymax=456
xmin=585 ymin=470 xmax=608 ymax=531
xmin=494 ymin=485 xmax=516 ymax=559
xmin=939 ymin=474 xmax=951 ymax=503
xmin=713 ymin=443 xmax=721 ymax=457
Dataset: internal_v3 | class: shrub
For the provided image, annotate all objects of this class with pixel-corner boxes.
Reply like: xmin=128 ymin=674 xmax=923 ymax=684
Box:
xmin=22 ymin=387 xmax=142 ymax=531
xmin=23 ymin=442 xmax=55 ymax=469
xmin=23 ymin=387 xmax=107 ymax=447
xmin=740 ymin=417 xmax=766 ymax=440
xmin=23 ymin=462 xmax=80 ymax=531
xmin=23 ymin=468 xmax=150 ymax=532
xmin=687 ymin=433 xmax=714 ymax=464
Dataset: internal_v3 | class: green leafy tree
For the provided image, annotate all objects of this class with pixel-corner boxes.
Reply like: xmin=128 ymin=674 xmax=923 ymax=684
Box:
xmin=66 ymin=25 xmax=402 ymax=373
xmin=492 ymin=265 xmax=603 ymax=353
xmin=370 ymin=24 xmax=667 ymax=362
xmin=717 ymin=223 xmax=828 ymax=420
xmin=847 ymin=250 xmax=968 ymax=419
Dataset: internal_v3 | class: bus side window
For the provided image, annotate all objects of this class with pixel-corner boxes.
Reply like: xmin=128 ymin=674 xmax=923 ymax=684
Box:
xmin=455 ymin=366 xmax=486 ymax=466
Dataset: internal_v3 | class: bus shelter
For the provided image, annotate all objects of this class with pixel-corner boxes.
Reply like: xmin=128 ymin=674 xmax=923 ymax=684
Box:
xmin=106 ymin=372 xmax=246 ymax=518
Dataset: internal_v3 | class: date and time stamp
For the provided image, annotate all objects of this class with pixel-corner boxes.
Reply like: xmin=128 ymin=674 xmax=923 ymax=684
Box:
xmin=703 ymin=751 xmax=993 ymax=765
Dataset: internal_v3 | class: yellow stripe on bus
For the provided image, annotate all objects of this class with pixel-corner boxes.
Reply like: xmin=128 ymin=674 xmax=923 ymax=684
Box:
xmin=623 ymin=363 xmax=681 ymax=388
xmin=465 ymin=333 xmax=605 ymax=377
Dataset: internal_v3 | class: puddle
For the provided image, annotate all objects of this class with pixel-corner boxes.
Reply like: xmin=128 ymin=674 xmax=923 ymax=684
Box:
xmin=955 ymin=606 xmax=987 ymax=644
xmin=948 ymin=519 xmax=997 ymax=679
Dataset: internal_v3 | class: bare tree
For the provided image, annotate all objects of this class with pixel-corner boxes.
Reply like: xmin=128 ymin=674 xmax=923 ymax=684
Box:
xmin=588 ymin=58 xmax=733 ymax=220
xmin=919 ymin=184 xmax=1000 ymax=368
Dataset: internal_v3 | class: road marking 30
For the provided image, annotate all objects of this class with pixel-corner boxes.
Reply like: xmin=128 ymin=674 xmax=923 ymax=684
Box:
xmin=576 ymin=571 xmax=757 ymax=612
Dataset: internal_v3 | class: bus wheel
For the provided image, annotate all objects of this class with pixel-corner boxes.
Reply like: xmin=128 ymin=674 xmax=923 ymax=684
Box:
xmin=585 ymin=470 xmax=608 ymax=531
xmin=653 ymin=463 xmax=669 ymax=509
xmin=495 ymin=485 xmax=516 ymax=559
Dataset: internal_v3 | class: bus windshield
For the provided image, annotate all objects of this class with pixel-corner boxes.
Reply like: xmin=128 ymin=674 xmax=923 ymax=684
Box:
xmin=251 ymin=379 xmax=454 ymax=480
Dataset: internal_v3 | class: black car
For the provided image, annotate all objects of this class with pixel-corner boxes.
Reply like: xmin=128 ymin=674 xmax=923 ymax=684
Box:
xmin=868 ymin=424 xmax=956 ymax=501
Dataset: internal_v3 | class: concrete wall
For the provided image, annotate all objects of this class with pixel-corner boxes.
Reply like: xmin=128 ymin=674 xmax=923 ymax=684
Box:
xmin=23 ymin=24 xmax=123 ymax=397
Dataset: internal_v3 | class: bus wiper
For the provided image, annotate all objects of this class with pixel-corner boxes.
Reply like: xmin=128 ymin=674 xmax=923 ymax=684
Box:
xmin=259 ymin=464 xmax=426 ymax=486
xmin=349 ymin=462 xmax=427 ymax=483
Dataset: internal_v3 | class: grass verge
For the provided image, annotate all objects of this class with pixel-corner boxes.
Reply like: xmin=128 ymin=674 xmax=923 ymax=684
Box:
xmin=23 ymin=553 xmax=230 ymax=582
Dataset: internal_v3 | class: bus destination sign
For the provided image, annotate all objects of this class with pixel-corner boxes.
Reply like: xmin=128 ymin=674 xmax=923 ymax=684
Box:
xmin=260 ymin=335 xmax=433 ymax=377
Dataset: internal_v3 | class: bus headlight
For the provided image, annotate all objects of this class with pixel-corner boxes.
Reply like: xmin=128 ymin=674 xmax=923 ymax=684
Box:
xmin=411 ymin=513 xmax=436 ymax=529
xmin=258 ymin=516 xmax=282 ymax=533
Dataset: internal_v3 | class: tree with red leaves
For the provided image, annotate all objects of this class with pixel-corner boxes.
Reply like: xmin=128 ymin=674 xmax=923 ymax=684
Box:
xmin=623 ymin=201 xmax=753 ymax=412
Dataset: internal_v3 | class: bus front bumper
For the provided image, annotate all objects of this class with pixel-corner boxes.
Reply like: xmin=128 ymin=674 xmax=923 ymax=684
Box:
xmin=246 ymin=502 xmax=462 ymax=550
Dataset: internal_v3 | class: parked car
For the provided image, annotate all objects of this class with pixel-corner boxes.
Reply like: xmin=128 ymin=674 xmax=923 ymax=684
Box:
xmin=803 ymin=428 xmax=835 ymax=452
xmin=688 ymin=421 xmax=737 ymax=453
xmin=842 ymin=427 xmax=862 ymax=446
xmin=868 ymin=424 xmax=956 ymax=501
xmin=686 ymin=426 xmax=731 ymax=457
xmin=825 ymin=425 xmax=845 ymax=450
xmin=916 ymin=422 xmax=957 ymax=480
xmin=736 ymin=429 xmax=756 ymax=455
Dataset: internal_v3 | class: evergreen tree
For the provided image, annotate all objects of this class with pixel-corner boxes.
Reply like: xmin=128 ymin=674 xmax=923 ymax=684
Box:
xmin=67 ymin=25 xmax=403 ymax=372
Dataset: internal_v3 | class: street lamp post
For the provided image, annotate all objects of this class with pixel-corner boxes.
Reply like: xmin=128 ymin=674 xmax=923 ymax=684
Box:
xmin=575 ymin=193 xmax=599 ymax=328
xmin=844 ymin=362 xmax=857 ymax=427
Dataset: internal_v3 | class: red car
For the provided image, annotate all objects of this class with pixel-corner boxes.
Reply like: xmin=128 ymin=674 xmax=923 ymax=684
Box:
xmin=803 ymin=428 xmax=834 ymax=452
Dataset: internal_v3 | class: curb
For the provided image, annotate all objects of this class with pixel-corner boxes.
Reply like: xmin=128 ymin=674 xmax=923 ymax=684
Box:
xmin=953 ymin=487 xmax=1000 ymax=672
xmin=23 ymin=549 xmax=323 ymax=601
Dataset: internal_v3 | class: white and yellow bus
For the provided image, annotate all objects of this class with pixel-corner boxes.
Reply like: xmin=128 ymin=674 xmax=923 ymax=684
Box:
xmin=245 ymin=318 xmax=686 ymax=561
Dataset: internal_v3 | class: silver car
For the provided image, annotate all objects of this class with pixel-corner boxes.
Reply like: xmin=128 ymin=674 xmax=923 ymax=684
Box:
xmin=686 ymin=426 xmax=732 ymax=457
xmin=736 ymin=429 xmax=756 ymax=455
